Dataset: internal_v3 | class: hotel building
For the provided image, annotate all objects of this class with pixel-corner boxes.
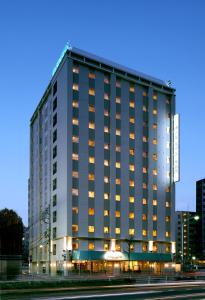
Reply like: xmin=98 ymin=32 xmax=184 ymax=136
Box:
xmin=29 ymin=45 xmax=179 ymax=274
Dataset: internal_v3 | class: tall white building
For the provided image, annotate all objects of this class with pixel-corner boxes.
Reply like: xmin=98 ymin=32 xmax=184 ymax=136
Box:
xmin=29 ymin=45 xmax=179 ymax=274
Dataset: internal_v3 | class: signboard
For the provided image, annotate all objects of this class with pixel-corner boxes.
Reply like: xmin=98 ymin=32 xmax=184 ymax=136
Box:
xmin=173 ymin=114 xmax=180 ymax=182
xmin=104 ymin=251 xmax=125 ymax=261
xmin=52 ymin=42 xmax=72 ymax=76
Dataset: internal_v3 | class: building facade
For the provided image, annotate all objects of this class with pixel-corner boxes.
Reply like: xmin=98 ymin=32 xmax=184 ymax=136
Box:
xmin=196 ymin=179 xmax=205 ymax=259
xmin=29 ymin=46 xmax=179 ymax=274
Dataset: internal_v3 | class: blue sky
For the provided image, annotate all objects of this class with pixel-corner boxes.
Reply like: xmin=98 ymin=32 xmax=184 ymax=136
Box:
xmin=0 ymin=0 xmax=205 ymax=225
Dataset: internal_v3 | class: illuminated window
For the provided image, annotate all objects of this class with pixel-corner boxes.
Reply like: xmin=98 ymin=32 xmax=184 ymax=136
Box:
xmin=130 ymin=101 xmax=135 ymax=108
xmin=72 ymin=225 xmax=78 ymax=232
xmin=153 ymin=199 xmax=157 ymax=206
xmin=89 ymin=73 xmax=95 ymax=79
xmin=115 ymin=228 xmax=120 ymax=234
xmin=153 ymin=230 xmax=157 ymax=237
xmin=142 ymin=214 xmax=147 ymax=221
xmin=142 ymin=243 xmax=147 ymax=252
xmin=72 ymin=153 xmax=78 ymax=161
xmin=104 ymin=193 xmax=109 ymax=200
xmin=115 ymin=244 xmax=121 ymax=251
xmin=104 ymin=93 xmax=109 ymax=100
xmin=104 ymin=243 xmax=109 ymax=250
xmin=153 ymin=169 xmax=157 ymax=176
xmin=166 ymin=187 xmax=170 ymax=193
xmin=88 ymin=191 xmax=95 ymax=198
xmin=153 ymin=138 xmax=157 ymax=145
xmin=143 ymin=105 xmax=147 ymax=112
xmin=104 ymin=143 xmax=109 ymax=150
xmin=166 ymin=127 xmax=170 ymax=133
xmin=104 ymin=176 xmax=109 ymax=183
xmin=116 ymin=113 xmax=121 ymax=119
xmin=142 ymin=198 xmax=147 ymax=205
xmin=129 ymin=180 xmax=134 ymax=187
xmin=130 ymin=165 xmax=135 ymax=171
xmin=166 ymin=157 xmax=170 ymax=164
xmin=116 ymin=80 xmax=121 ymax=87
xmin=72 ymin=207 xmax=78 ymax=214
xmin=129 ymin=212 xmax=134 ymax=219
xmin=129 ymin=85 xmax=135 ymax=92
xmin=72 ymin=118 xmax=79 ymax=125
xmin=89 ymin=157 xmax=95 ymax=164
xmin=104 ymin=210 xmax=109 ymax=216
xmin=129 ymin=117 xmax=135 ymax=124
xmin=129 ymin=133 xmax=135 ymax=140
xmin=116 ymin=97 xmax=121 ymax=103
xmin=72 ymin=84 xmax=79 ymax=91
xmin=143 ymin=183 xmax=147 ymax=189
xmin=130 ymin=244 xmax=134 ymax=251
xmin=89 ymin=173 xmax=95 ymax=181
xmin=142 ymin=91 xmax=147 ymax=97
xmin=142 ymin=167 xmax=147 ymax=173
xmin=116 ymin=162 xmax=121 ymax=168
xmin=89 ymin=88 xmax=95 ymax=96
xmin=89 ymin=122 xmax=95 ymax=129
xmin=143 ymin=152 xmax=148 ymax=158
xmin=165 ymin=231 xmax=170 ymax=237
xmin=153 ymin=109 xmax=157 ymax=115
xmin=129 ymin=196 xmax=134 ymax=203
xmin=167 ymin=171 xmax=170 ymax=178
xmin=116 ymin=129 xmax=121 ymax=136
xmin=88 ymin=226 xmax=95 ymax=233
xmin=116 ymin=145 xmax=121 ymax=152
xmin=143 ymin=136 xmax=148 ymax=142
xmin=166 ymin=141 xmax=170 ymax=149
xmin=130 ymin=148 xmax=134 ymax=155
xmin=104 ymin=76 xmax=110 ymax=84
xmin=166 ymin=201 xmax=170 ymax=208
xmin=72 ymin=136 xmax=79 ymax=143
xmin=153 ymin=153 xmax=158 ymax=161
xmin=116 ymin=178 xmax=121 ymax=185
xmin=142 ymin=229 xmax=147 ymax=236
xmin=89 ymin=106 xmax=95 ymax=112
xmin=153 ymin=123 xmax=157 ymax=129
xmin=153 ymin=243 xmax=157 ymax=252
xmin=104 ymin=226 xmax=109 ymax=233
xmin=88 ymin=208 xmax=95 ymax=215
xmin=88 ymin=243 xmax=95 ymax=250
xmin=104 ymin=160 xmax=109 ymax=166
xmin=153 ymin=94 xmax=157 ymax=100
xmin=72 ymin=242 xmax=78 ymax=250
xmin=104 ymin=126 xmax=109 ymax=133
xmin=72 ymin=66 xmax=79 ymax=73
xmin=165 ymin=216 xmax=170 ymax=222
xmin=116 ymin=195 xmax=120 ymax=201
xmin=115 ymin=211 xmax=120 ymax=218
xmin=89 ymin=140 xmax=95 ymax=147
xmin=104 ymin=109 xmax=109 ymax=116
xmin=72 ymin=101 xmax=79 ymax=108
xmin=72 ymin=171 xmax=78 ymax=178
xmin=153 ymin=215 xmax=157 ymax=221
xmin=152 ymin=184 xmax=157 ymax=191
xmin=72 ymin=188 xmax=78 ymax=196
xmin=129 ymin=229 xmax=135 ymax=235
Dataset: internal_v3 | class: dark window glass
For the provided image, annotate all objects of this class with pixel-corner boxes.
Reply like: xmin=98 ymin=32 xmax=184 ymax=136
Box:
xmin=53 ymin=81 xmax=57 ymax=96
xmin=53 ymin=113 xmax=57 ymax=127
xmin=53 ymin=178 xmax=57 ymax=191
xmin=53 ymin=98 xmax=57 ymax=111
xmin=53 ymin=146 xmax=57 ymax=159
xmin=53 ymin=227 xmax=57 ymax=239
xmin=53 ymin=162 xmax=57 ymax=175
xmin=53 ymin=211 xmax=57 ymax=222
xmin=53 ymin=244 xmax=56 ymax=255
xmin=53 ymin=130 xmax=57 ymax=143
xmin=53 ymin=195 xmax=57 ymax=206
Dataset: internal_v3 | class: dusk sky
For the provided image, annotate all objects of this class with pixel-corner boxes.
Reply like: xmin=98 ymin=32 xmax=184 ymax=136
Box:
xmin=1 ymin=0 xmax=205 ymax=225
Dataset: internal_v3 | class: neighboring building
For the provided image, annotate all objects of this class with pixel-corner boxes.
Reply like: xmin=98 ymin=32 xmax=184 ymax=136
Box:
xmin=175 ymin=211 xmax=198 ymax=265
xmin=196 ymin=179 xmax=205 ymax=259
xmin=29 ymin=45 xmax=179 ymax=275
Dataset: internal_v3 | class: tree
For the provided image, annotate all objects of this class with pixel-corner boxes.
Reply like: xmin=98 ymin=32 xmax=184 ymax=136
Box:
xmin=0 ymin=208 xmax=23 ymax=255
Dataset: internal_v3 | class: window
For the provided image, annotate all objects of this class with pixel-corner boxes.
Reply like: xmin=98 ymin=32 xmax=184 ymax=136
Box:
xmin=143 ymin=136 xmax=148 ymax=143
xmin=88 ymin=226 xmax=95 ymax=233
xmin=53 ymin=195 xmax=57 ymax=207
xmin=72 ymin=118 xmax=79 ymax=125
xmin=53 ymin=178 xmax=57 ymax=190
xmin=53 ymin=98 xmax=57 ymax=111
xmin=116 ymin=80 xmax=121 ymax=87
xmin=153 ymin=123 xmax=157 ymax=129
xmin=116 ymin=129 xmax=121 ymax=136
xmin=89 ymin=157 xmax=95 ymax=163
xmin=129 ymin=212 xmax=134 ymax=219
xmin=153 ymin=169 xmax=157 ymax=176
xmin=153 ymin=215 xmax=157 ymax=221
xmin=116 ymin=178 xmax=121 ymax=185
xmin=129 ymin=133 xmax=135 ymax=140
xmin=143 ymin=183 xmax=147 ymax=189
xmin=53 ymin=114 xmax=57 ymax=127
xmin=153 ymin=230 xmax=157 ymax=237
xmin=116 ymin=113 xmax=121 ymax=119
xmin=104 ymin=160 xmax=109 ymax=166
xmin=72 ymin=242 xmax=78 ymax=250
xmin=116 ymin=162 xmax=121 ymax=168
xmin=104 ymin=143 xmax=109 ymax=150
xmin=129 ymin=117 xmax=135 ymax=124
xmin=115 ymin=211 xmax=120 ymax=218
xmin=130 ymin=165 xmax=135 ymax=171
xmin=143 ymin=152 xmax=148 ymax=158
xmin=153 ymin=184 xmax=157 ymax=191
xmin=165 ymin=216 xmax=170 ymax=222
xmin=116 ymin=145 xmax=121 ymax=152
xmin=104 ymin=126 xmax=109 ymax=133
xmin=116 ymin=195 xmax=120 ymax=201
xmin=89 ymin=106 xmax=95 ymax=112
xmin=129 ymin=85 xmax=135 ymax=93
xmin=104 ymin=93 xmax=109 ymax=100
xmin=143 ymin=105 xmax=147 ymax=112
xmin=53 ymin=227 xmax=57 ymax=239
xmin=104 ymin=193 xmax=109 ymax=200
xmin=166 ymin=201 xmax=170 ymax=207
xmin=166 ymin=231 xmax=170 ymax=237
xmin=142 ymin=167 xmax=147 ymax=174
xmin=53 ymin=162 xmax=57 ymax=175
xmin=72 ymin=188 xmax=79 ymax=196
xmin=130 ymin=101 xmax=135 ymax=108
xmin=53 ymin=211 xmax=57 ymax=223
xmin=89 ymin=140 xmax=95 ymax=147
xmin=89 ymin=73 xmax=95 ymax=79
xmin=53 ymin=130 xmax=57 ymax=143
xmin=142 ymin=214 xmax=147 ymax=221
xmin=153 ymin=109 xmax=157 ymax=115
xmin=142 ymin=243 xmax=147 ymax=252
xmin=115 ymin=244 xmax=121 ymax=251
xmin=115 ymin=228 xmax=120 ymax=234
xmin=89 ymin=88 xmax=95 ymax=96
xmin=153 ymin=94 xmax=157 ymax=100
xmin=53 ymin=81 xmax=57 ymax=96
xmin=88 ymin=191 xmax=95 ymax=198
xmin=104 ymin=176 xmax=109 ymax=183
xmin=129 ymin=180 xmax=134 ymax=187
xmin=72 ymin=225 xmax=78 ymax=232
xmin=89 ymin=173 xmax=95 ymax=181
xmin=104 ymin=76 xmax=110 ymax=84
xmin=53 ymin=244 xmax=56 ymax=255
xmin=88 ymin=208 xmax=95 ymax=215
xmin=72 ymin=100 xmax=79 ymax=108
xmin=72 ymin=153 xmax=78 ymax=161
xmin=153 ymin=153 xmax=158 ymax=161
xmin=104 ymin=243 xmax=109 ymax=250
xmin=72 ymin=136 xmax=79 ymax=143
xmin=73 ymin=66 xmax=79 ymax=73
xmin=72 ymin=83 xmax=79 ymax=91
xmin=142 ymin=229 xmax=147 ymax=236
xmin=153 ymin=199 xmax=157 ymax=206
xmin=72 ymin=171 xmax=78 ymax=178
xmin=129 ymin=229 xmax=135 ymax=235
xmin=88 ymin=243 xmax=95 ymax=250
xmin=142 ymin=91 xmax=147 ymax=97
xmin=116 ymin=97 xmax=121 ymax=103
xmin=130 ymin=148 xmax=134 ymax=155
xmin=89 ymin=122 xmax=95 ymax=129
xmin=129 ymin=196 xmax=134 ymax=203
xmin=104 ymin=109 xmax=109 ymax=116
xmin=104 ymin=210 xmax=109 ymax=216
xmin=153 ymin=138 xmax=157 ymax=145
xmin=104 ymin=227 xmax=109 ymax=233
xmin=142 ymin=198 xmax=147 ymax=205
xmin=72 ymin=207 xmax=78 ymax=214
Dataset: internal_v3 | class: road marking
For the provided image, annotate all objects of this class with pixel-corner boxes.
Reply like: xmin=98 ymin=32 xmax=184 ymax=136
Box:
xmin=144 ymin=292 xmax=205 ymax=300
xmin=36 ymin=290 xmax=159 ymax=300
